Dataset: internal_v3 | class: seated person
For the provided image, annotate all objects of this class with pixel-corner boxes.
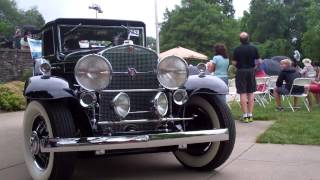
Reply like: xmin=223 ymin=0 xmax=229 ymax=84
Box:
xmin=20 ymin=31 xmax=31 ymax=50
xmin=255 ymin=59 xmax=267 ymax=92
xmin=255 ymin=59 xmax=267 ymax=78
xmin=309 ymin=68 xmax=320 ymax=106
xmin=300 ymin=58 xmax=316 ymax=78
xmin=274 ymin=59 xmax=304 ymax=111
xmin=300 ymin=58 xmax=317 ymax=109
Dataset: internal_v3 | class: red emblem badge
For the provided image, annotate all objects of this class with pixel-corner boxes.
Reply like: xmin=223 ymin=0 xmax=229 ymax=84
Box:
xmin=128 ymin=68 xmax=137 ymax=78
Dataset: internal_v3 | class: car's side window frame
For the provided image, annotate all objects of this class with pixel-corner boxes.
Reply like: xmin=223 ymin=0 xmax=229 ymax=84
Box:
xmin=42 ymin=27 xmax=56 ymax=58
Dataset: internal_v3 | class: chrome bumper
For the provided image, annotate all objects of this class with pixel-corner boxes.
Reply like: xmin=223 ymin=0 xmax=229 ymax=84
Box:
xmin=40 ymin=129 xmax=229 ymax=153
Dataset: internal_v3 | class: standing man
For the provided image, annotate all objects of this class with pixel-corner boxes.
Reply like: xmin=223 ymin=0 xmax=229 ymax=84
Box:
xmin=233 ymin=32 xmax=260 ymax=123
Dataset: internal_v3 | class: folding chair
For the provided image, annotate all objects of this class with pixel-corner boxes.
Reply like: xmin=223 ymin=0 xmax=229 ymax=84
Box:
xmin=284 ymin=78 xmax=312 ymax=112
xmin=267 ymin=76 xmax=278 ymax=102
xmin=254 ymin=77 xmax=270 ymax=108
xmin=227 ymin=78 xmax=240 ymax=108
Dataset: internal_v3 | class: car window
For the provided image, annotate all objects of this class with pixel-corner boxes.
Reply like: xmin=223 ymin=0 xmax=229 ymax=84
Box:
xmin=59 ymin=25 xmax=144 ymax=51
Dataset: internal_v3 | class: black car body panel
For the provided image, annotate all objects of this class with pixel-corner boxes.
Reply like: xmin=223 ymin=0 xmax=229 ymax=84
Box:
xmin=24 ymin=76 xmax=76 ymax=100
xmin=185 ymin=75 xmax=228 ymax=95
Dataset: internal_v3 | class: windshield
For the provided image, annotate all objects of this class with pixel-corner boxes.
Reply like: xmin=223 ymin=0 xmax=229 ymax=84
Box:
xmin=59 ymin=25 xmax=144 ymax=52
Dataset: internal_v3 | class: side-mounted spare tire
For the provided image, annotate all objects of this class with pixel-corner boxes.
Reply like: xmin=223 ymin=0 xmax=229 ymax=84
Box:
xmin=23 ymin=101 xmax=76 ymax=180
xmin=174 ymin=95 xmax=235 ymax=170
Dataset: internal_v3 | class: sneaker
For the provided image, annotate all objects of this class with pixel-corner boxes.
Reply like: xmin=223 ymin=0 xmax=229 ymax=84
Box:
xmin=240 ymin=117 xmax=249 ymax=123
xmin=247 ymin=116 xmax=254 ymax=122
xmin=276 ymin=106 xmax=284 ymax=111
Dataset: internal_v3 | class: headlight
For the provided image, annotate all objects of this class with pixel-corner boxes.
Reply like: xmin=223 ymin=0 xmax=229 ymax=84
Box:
xmin=154 ymin=92 xmax=168 ymax=116
xmin=74 ymin=54 xmax=112 ymax=91
xmin=157 ymin=56 xmax=188 ymax=90
xmin=79 ymin=91 xmax=97 ymax=107
xmin=113 ymin=92 xmax=130 ymax=118
xmin=173 ymin=89 xmax=188 ymax=105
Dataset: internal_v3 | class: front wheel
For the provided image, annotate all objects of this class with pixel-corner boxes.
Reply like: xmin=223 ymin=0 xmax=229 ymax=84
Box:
xmin=23 ymin=101 xmax=76 ymax=180
xmin=174 ymin=95 xmax=235 ymax=170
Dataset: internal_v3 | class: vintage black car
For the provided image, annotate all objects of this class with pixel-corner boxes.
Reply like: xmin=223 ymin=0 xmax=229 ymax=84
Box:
xmin=22 ymin=18 xmax=235 ymax=180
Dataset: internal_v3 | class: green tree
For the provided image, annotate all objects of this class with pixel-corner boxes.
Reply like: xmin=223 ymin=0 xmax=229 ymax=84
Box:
xmin=256 ymin=39 xmax=292 ymax=58
xmin=244 ymin=0 xmax=289 ymax=43
xmin=284 ymin=0 xmax=312 ymax=52
xmin=0 ymin=0 xmax=20 ymax=37
xmin=241 ymin=0 xmax=319 ymax=58
xmin=0 ymin=21 xmax=13 ymax=37
xmin=206 ymin=0 xmax=235 ymax=17
xmin=182 ymin=0 xmax=235 ymax=17
xmin=21 ymin=6 xmax=45 ymax=28
xmin=301 ymin=0 xmax=320 ymax=61
xmin=0 ymin=0 xmax=45 ymax=38
xmin=146 ymin=36 xmax=156 ymax=51
xmin=160 ymin=0 xmax=239 ymax=57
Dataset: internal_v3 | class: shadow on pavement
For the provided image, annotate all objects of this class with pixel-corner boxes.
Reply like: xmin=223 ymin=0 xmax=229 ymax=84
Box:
xmin=73 ymin=152 xmax=216 ymax=180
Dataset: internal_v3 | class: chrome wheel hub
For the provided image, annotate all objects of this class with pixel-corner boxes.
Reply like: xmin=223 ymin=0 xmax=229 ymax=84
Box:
xmin=30 ymin=116 xmax=50 ymax=170
xmin=30 ymin=131 xmax=40 ymax=155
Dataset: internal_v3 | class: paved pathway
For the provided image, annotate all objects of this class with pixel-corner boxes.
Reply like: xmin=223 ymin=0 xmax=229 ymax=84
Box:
xmin=0 ymin=111 xmax=320 ymax=180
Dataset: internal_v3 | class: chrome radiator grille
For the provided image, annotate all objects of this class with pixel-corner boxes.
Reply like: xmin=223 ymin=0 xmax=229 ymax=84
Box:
xmin=99 ymin=45 xmax=160 ymax=122
xmin=99 ymin=91 xmax=158 ymax=121
xmin=101 ymin=45 xmax=159 ymax=90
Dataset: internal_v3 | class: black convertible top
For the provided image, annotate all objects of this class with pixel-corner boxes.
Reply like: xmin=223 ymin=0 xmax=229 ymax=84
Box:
xmin=42 ymin=18 xmax=146 ymax=30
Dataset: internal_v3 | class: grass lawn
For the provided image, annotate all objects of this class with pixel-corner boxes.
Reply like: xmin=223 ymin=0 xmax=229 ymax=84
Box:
xmin=230 ymin=97 xmax=320 ymax=145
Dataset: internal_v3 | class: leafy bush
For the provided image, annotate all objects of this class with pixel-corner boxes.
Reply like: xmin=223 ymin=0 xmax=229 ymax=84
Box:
xmin=20 ymin=68 xmax=33 ymax=82
xmin=0 ymin=81 xmax=26 ymax=111
xmin=256 ymin=39 xmax=292 ymax=58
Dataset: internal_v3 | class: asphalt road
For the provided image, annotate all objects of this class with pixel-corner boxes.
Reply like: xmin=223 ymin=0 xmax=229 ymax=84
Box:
xmin=1 ymin=111 xmax=320 ymax=180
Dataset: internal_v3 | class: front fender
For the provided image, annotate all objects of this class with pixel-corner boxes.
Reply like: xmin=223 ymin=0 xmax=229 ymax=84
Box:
xmin=184 ymin=75 xmax=228 ymax=95
xmin=24 ymin=76 xmax=76 ymax=100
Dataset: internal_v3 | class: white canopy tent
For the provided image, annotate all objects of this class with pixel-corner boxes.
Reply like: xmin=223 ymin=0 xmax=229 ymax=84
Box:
xmin=159 ymin=46 xmax=208 ymax=61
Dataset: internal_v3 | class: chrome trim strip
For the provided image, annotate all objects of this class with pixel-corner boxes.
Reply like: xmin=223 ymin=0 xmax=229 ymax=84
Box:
xmin=97 ymin=117 xmax=194 ymax=125
xmin=129 ymin=111 xmax=151 ymax=114
xmin=101 ymin=89 xmax=164 ymax=93
xmin=40 ymin=129 xmax=229 ymax=153
xmin=99 ymin=44 xmax=155 ymax=56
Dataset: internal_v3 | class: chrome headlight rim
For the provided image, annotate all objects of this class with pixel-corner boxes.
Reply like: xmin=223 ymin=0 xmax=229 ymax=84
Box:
xmin=74 ymin=54 xmax=113 ymax=91
xmin=112 ymin=92 xmax=130 ymax=118
xmin=157 ymin=55 xmax=189 ymax=90
xmin=79 ymin=91 xmax=97 ymax=108
xmin=173 ymin=89 xmax=188 ymax=105
xmin=153 ymin=92 xmax=169 ymax=117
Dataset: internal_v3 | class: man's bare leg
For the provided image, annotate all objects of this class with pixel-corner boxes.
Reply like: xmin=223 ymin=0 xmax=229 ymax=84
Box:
xmin=316 ymin=93 xmax=320 ymax=105
xmin=274 ymin=88 xmax=282 ymax=107
xmin=240 ymin=93 xmax=248 ymax=115
xmin=293 ymin=97 xmax=299 ymax=107
xmin=307 ymin=94 xmax=312 ymax=110
xmin=247 ymin=93 xmax=255 ymax=114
